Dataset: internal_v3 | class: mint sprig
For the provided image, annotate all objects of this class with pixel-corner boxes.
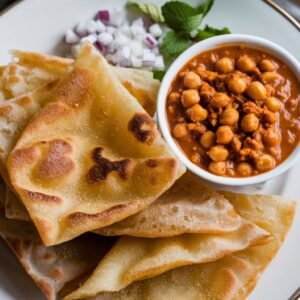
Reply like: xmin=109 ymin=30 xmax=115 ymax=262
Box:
xmin=196 ymin=25 xmax=230 ymax=41
xmin=198 ymin=0 xmax=214 ymax=17
xmin=162 ymin=1 xmax=203 ymax=33
xmin=160 ymin=31 xmax=191 ymax=64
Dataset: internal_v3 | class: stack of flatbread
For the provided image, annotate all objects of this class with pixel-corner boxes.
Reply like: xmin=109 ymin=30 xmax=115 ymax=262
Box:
xmin=0 ymin=43 xmax=295 ymax=300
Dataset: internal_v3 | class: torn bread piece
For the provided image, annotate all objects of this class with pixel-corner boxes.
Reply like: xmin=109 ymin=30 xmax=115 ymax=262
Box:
xmin=96 ymin=172 xmax=243 ymax=237
xmin=68 ymin=193 xmax=295 ymax=300
xmin=8 ymin=44 xmax=184 ymax=245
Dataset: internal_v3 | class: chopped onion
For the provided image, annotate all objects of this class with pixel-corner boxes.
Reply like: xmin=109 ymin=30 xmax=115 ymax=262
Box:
xmin=131 ymin=17 xmax=145 ymax=28
xmin=152 ymin=47 xmax=160 ymax=55
xmin=153 ymin=55 xmax=165 ymax=70
xmin=130 ymin=20 xmax=147 ymax=40
xmin=131 ymin=56 xmax=143 ymax=68
xmin=97 ymin=10 xmax=110 ymax=23
xmin=149 ymin=24 xmax=163 ymax=38
xmin=129 ymin=40 xmax=143 ymax=57
xmin=80 ymin=34 xmax=97 ymax=44
xmin=97 ymin=32 xmax=113 ymax=46
xmin=67 ymin=12 xmax=165 ymax=71
xmin=95 ymin=20 xmax=106 ymax=33
xmin=113 ymin=31 xmax=130 ymax=46
xmin=142 ymin=50 xmax=156 ymax=67
xmin=86 ymin=20 xmax=98 ymax=34
xmin=94 ymin=41 xmax=106 ymax=53
xmin=117 ymin=46 xmax=131 ymax=67
xmin=65 ymin=30 xmax=80 ymax=45
xmin=144 ymin=34 xmax=158 ymax=48
xmin=119 ymin=24 xmax=132 ymax=38
xmin=74 ymin=22 xmax=88 ymax=37
xmin=106 ymin=26 xmax=116 ymax=34
xmin=108 ymin=10 xmax=125 ymax=27
xmin=121 ymin=46 xmax=131 ymax=60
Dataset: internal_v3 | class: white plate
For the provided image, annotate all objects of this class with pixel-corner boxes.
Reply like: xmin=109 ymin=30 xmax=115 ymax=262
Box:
xmin=0 ymin=0 xmax=299 ymax=299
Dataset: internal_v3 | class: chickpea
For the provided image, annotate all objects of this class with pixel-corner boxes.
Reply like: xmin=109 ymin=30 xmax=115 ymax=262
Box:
xmin=181 ymin=89 xmax=200 ymax=108
xmin=168 ymin=92 xmax=180 ymax=104
xmin=186 ymin=104 xmax=208 ymax=122
xmin=264 ymin=110 xmax=278 ymax=124
xmin=260 ymin=72 xmax=282 ymax=84
xmin=246 ymin=81 xmax=267 ymax=100
xmin=211 ymin=93 xmax=231 ymax=108
xmin=196 ymin=64 xmax=206 ymax=74
xmin=236 ymin=56 xmax=256 ymax=73
xmin=265 ymin=97 xmax=281 ymax=112
xmin=216 ymin=125 xmax=234 ymax=144
xmin=173 ymin=123 xmax=189 ymax=138
xmin=200 ymin=131 xmax=216 ymax=149
xmin=228 ymin=77 xmax=247 ymax=94
xmin=183 ymin=71 xmax=202 ymax=89
xmin=209 ymin=161 xmax=227 ymax=175
xmin=208 ymin=145 xmax=229 ymax=161
xmin=263 ymin=128 xmax=281 ymax=147
xmin=241 ymin=113 xmax=259 ymax=132
xmin=259 ymin=59 xmax=276 ymax=72
xmin=215 ymin=57 xmax=234 ymax=73
xmin=255 ymin=154 xmax=276 ymax=172
xmin=200 ymin=83 xmax=216 ymax=99
xmin=220 ymin=108 xmax=239 ymax=125
xmin=231 ymin=136 xmax=242 ymax=152
xmin=236 ymin=162 xmax=253 ymax=177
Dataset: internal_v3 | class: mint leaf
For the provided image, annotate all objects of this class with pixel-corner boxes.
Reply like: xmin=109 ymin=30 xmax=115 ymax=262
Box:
xmin=160 ymin=31 xmax=191 ymax=64
xmin=162 ymin=1 xmax=203 ymax=33
xmin=153 ymin=70 xmax=166 ymax=81
xmin=127 ymin=1 xmax=165 ymax=23
xmin=198 ymin=0 xmax=214 ymax=16
xmin=196 ymin=25 xmax=231 ymax=41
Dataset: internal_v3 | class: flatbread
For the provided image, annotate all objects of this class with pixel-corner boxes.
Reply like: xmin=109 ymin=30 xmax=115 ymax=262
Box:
xmin=5 ymin=187 xmax=30 ymax=221
xmin=7 ymin=50 xmax=159 ymax=116
xmin=0 ymin=208 xmax=114 ymax=300
xmin=110 ymin=66 xmax=159 ymax=116
xmin=0 ymin=50 xmax=160 ymax=221
xmin=65 ymin=218 xmax=270 ymax=299
xmin=96 ymin=172 xmax=243 ymax=237
xmin=8 ymin=44 xmax=184 ymax=246
xmin=0 ymin=180 xmax=115 ymax=300
xmin=0 ymin=82 xmax=60 ymax=221
xmin=0 ymin=55 xmax=68 ymax=101
xmin=71 ymin=194 xmax=295 ymax=300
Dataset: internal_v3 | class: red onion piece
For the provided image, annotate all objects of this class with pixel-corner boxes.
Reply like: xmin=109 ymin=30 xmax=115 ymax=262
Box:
xmin=94 ymin=41 xmax=106 ymax=53
xmin=97 ymin=10 xmax=110 ymax=23
xmin=144 ymin=34 xmax=158 ymax=48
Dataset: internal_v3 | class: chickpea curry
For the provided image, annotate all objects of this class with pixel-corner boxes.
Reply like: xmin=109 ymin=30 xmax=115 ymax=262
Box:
xmin=167 ymin=45 xmax=300 ymax=177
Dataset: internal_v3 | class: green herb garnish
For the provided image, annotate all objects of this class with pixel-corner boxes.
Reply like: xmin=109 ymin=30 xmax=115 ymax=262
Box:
xmin=160 ymin=31 xmax=191 ymax=64
xmin=161 ymin=1 xmax=203 ymax=33
xmin=196 ymin=25 xmax=231 ymax=41
xmin=153 ymin=70 xmax=166 ymax=81
xmin=127 ymin=1 xmax=165 ymax=23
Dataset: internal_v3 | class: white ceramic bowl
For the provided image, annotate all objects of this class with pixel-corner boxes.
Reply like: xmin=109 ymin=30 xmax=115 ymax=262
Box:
xmin=157 ymin=34 xmax=300 ymax=186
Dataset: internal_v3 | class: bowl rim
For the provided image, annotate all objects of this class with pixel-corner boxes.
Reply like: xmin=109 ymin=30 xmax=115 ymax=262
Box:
xmin=157 ymin=33 xmax=300 ymax=186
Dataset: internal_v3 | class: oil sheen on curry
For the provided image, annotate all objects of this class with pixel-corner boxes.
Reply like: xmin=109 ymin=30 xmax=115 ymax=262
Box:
xmin=167 ymin=45 xmax=300 ymax=177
